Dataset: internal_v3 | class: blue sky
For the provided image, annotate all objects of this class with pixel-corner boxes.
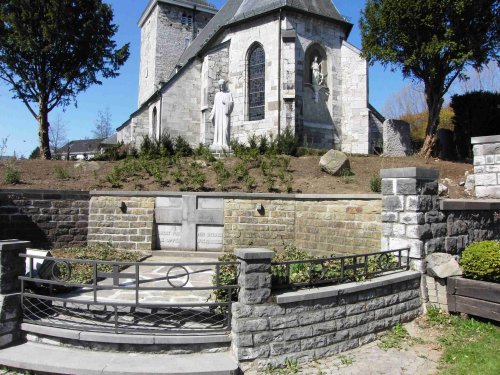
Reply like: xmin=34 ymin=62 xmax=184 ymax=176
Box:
xmin=0 ymin=0 xmax=406 ymax=157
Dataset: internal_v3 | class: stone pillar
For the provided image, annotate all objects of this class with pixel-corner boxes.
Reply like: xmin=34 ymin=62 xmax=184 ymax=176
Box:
xmin=380 ymin=168 xmax=444 ymax=272
xmin=0 ymin=240 xmax=30 ymax=348
xmin=472 ymin=135 xmax=500 ymax=198
xmin=231 ymin=248 xmax=275 ymax=363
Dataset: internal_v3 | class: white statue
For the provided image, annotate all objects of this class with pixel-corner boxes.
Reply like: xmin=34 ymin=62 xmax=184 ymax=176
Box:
xmin=311 ymin=56 xmax=324 ymax=86
xmin=209 ymin=79 xmax=234 ymax=150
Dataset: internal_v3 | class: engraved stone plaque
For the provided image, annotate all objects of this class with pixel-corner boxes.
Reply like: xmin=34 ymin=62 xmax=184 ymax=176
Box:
xmin=197 ymin=197 xmax=224 ymax=210
xmin=197 ymin=225 xmax=224 ymax=251
xmin=157 ymin=224 xmax=182 ymax=249
xmin=156 ymin=197 xmax=183 ymax=208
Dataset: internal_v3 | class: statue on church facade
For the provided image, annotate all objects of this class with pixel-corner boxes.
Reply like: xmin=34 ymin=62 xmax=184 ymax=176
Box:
xmin=209 ymin=79 xmax=234 ymax=150
xmin=311 ymin=56 xmax=324 ymax=87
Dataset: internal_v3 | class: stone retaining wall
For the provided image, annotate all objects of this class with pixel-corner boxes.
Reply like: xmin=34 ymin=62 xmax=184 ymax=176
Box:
xmin=87 ymin=195 xmax=155 ymax=251
xmin=231 ymin=249 xmax=422 ymax=368
xmin=225 ymin=196 xmax=381 ymax=255
xmin=0 ymin=190 xmax=89 ymax=249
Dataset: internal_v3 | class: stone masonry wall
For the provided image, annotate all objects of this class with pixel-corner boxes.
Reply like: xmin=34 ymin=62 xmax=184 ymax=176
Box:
xmin=0 ymin=190 xmax=89 ymax=249
xmin=472 ymin=135 xmax=500 ymax=198
xmin=224 ymin=197 xmax=381 ymax=255
xmin=232 ymin=249 xmax=422 ymax=369
xmin=87 ymin=195 xmax=155 ymax=251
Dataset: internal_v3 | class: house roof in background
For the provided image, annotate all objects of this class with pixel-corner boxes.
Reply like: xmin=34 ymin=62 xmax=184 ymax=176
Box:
xmin=58 ymin=139 xmax=104 ymax=154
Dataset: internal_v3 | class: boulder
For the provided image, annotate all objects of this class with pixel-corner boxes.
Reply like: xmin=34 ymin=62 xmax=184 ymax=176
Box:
xmin=438 ymin=183 xmax=449 ymax=196
xmin=383 ymin=119 xmax=412 ymax=157
xmin=74 ymin=161 xmax=101 ymax=172
xmin=320 ymin=150 xmax=350 ymax=176
xmin=426 ymin=253 xmax=463 ymax=279
xmin=465 ymin=174 xmax=475 ymax=192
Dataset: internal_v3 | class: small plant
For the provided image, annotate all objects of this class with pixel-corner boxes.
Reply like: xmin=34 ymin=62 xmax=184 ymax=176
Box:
xmin=54 ymin=166 xmax=71 ymax=180
xmin=370 ymin=175 xmax=382 ymax=193
xmin=460 ymin=241 xmax=500 ymax=283
xmin=213 ymin=160 xmax=231 ymax=191
xmin=378 ymin=323 xmax=409 ymax=350
xmin=338 ymin=355 xmax=354 ymax=366
xmin=265 ymin=358 xmax=300 ymax=375
xmin=340 ymin=168 xmax=354 ymax=184
xmin=4 ymin=163 xmax=21 ymax=184
xmin=174 ymin=136 xmax=193 ymax=157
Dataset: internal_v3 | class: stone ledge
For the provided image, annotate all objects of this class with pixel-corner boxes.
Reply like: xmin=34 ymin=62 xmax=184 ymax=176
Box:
xmin=0 ymin=240 xmax=31 ymax=251
xmin=441 ymin=199 xmax=500 ymax=211
xmin=235 ymin=248 xmax=275 ymax=260
xmin=275 ymin=271 xmax=421 ymax=304
xmin=380 ymin=168 xmax=439 ymax=180
xmin=21 ymin=323 xmax=232 ymax=345
xmin=0 ymin=190 xmax=90 ymax=200
xmin=91 ymin=191 xmax=381 ymax=201
xmin=471 ymin=135 xmax=500 ymax=145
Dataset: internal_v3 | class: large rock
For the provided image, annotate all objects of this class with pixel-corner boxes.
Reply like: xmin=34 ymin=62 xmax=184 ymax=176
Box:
xmin=426 ymin=253 xmax=463 ymax=279
xmin=383 ymin=119 xmax=412 ymax=157
xmin=320 ymin=150 xmax=350 ymax=176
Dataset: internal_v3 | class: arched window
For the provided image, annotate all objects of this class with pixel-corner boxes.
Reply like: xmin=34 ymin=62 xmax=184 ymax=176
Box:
xmin=248 ymin=44 xmax=265 ymax=121
xmin=181 ymin=14 xmax=193 ymax=27
xmin=152 ymin=107 xmax=157 ymax=139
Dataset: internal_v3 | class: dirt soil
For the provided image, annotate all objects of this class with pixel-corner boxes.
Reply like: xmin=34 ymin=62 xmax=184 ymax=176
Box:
xmin=0 ymin=155 xmax=472 ymax=198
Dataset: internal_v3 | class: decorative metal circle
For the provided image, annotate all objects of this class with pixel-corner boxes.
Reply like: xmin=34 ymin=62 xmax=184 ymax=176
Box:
xmin=51 ymin=261 xmax=72 ymax=282
xmin=166 ymin=265 xmax=190 ymax=288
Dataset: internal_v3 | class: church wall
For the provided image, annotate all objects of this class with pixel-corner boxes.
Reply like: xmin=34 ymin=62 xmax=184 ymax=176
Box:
xmin=224 ymin=15 xmax=281 ymax=144
xmin=138 ymin=2 xmax=214 ymax=107
xmin=138 ymin=6 xmax=159 ymax=106
xmin=341 ymin=42 xmax=370 ymax=154
xmin=159 ymin=61 xmax=203 ymax=145
xmin=290 ymin=13 xmax=346 ymax=150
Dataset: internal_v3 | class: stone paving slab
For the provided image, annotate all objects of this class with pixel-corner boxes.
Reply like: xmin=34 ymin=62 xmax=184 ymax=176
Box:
xmin=0 ymin=342 xmax=239 ymax=375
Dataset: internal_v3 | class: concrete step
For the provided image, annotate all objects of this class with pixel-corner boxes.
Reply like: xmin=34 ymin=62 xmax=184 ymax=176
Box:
xmin=0 ymin=341 xmax=240 ymax=375
xmin=22 ymin=323 xmax=231 ymax=353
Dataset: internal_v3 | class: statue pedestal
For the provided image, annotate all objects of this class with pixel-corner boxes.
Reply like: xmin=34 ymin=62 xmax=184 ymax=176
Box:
xmin=209 ymin=145 xmax=233 ymax=159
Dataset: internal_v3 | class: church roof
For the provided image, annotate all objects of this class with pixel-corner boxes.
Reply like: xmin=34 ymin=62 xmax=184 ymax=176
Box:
xmin=176 ymin=0 xmax=350 ymax=68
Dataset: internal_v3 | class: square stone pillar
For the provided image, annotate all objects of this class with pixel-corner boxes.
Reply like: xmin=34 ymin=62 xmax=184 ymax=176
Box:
xmin=472 ymin=135 xmax=500 ymax=198
xmin=0 ymin=240 xmax=30 ymax=348
xmin=232 ymin=248 xmax=275 ymax=363
xmin=380 ymin=168 xmax=443 ymax=272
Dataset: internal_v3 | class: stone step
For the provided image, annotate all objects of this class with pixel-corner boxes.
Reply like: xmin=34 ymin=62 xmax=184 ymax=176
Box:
xmin=152 ymin=250 xmax=225 ymax=259
xmin=0 ymin=341 xmax=240 ymax=375
xmin=22 ymin=323 xmax=231 ymax=353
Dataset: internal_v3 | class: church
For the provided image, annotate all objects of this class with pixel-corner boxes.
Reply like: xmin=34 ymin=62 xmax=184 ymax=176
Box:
xmin=117 ymin=0 xmax=384 ymax=154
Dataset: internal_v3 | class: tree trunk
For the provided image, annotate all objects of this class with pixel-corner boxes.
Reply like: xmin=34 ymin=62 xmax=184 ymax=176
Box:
xmin=420 ymin=87 xmax=444 ymax=158
xmin=37 ymin=95 xmax=51 ymax=160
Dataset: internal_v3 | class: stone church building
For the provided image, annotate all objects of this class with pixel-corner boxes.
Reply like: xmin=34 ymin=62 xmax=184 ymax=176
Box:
xmin=117 ymin=0 xmax=384 ymax=154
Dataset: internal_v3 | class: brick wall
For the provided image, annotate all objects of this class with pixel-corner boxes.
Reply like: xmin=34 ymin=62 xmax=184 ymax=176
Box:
xmin=224 ymin=196 xmax=382 ymax=255
xmin=471 ymin=135 xmax=500 ymax=198
xmin=0 ymin=190 xmax=89 ymax=249
xmin=87 ymin=195 xmax=155 ymax=251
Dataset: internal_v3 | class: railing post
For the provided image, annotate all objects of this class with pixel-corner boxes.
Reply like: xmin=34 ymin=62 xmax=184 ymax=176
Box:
xmin=232 ymin=248 xmax=275 ymax=363
xmin=0 ymin=240 xmax=30 ymax=348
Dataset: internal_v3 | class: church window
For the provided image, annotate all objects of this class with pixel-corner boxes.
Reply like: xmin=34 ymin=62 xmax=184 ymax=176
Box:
xmin=181 ymin=14 xmax=193 ymax=27
xmin=248 ymin=44 xmax=265 ymax=121
xmin=152 ymin=107 xmax=157 ymax=139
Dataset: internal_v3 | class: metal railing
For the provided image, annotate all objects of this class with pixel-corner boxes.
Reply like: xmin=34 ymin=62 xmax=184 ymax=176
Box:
xmin=20 ymin=254 xmax=239 ymax=335
xmin=271 ymin=249 xmax=410 ymax=290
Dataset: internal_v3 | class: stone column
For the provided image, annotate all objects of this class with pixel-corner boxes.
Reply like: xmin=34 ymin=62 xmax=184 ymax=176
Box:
xmin=231 ymin=248 xmax=275 ymax=363
xmin=472 ymin=135 xmax=500 ymax=199
xmin=0 ymin=240 xmax=30 ymax=347
xmin=380 ymin=168 xmax=445 ymax=272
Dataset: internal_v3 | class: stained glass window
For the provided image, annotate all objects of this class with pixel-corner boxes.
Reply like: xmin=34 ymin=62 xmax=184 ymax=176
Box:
xmin=248 ymin=45 xmax=265 ymax=121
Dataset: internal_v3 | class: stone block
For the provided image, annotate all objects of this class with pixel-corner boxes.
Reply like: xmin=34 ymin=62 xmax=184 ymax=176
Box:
xmin=283 ymin=326 xmax=313 ymax=341
xmin=232 ymin=318 xmax=269 ymax=334
xmin=396 ymin=179 xmax=417 ymax=195
xmin=239 ymin=288 xmax=271 ymax=305
xmin=269 ymin=314 xmax=298 ymax=330
xmin=475 ymin=173 xmax=497 ymax=186
xmin=382 ymin=196 xmax=404 ymax=212
xmin=270 ymin=341 xmax=301 ymax=356
xmin=383 ymin=120 xmax=412 ymax=157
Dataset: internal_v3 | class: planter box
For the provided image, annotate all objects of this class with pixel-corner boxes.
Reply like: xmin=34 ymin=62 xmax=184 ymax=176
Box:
xmin=447 ymin=277 xmax=500 ymax=322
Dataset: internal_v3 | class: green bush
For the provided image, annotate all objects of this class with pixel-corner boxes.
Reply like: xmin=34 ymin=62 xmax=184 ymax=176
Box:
xmin=370 ymin=175 xmax=382 ymax=193
xmin=460 ymin=241 xmax=500 ymax=283
xmin=4 ymin=164 xmax=21 ymax=184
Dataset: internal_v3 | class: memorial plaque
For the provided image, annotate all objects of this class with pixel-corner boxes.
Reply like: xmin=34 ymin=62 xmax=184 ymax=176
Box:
xmin=197 ymin=225 xmax=224 ymax=251
xmin=156 ymin=197 xmax=182 ymax=208
xmin=157 ymin=225 xmax=182 ymax=249
xmin=197 ymin=197 xmax=224 ymax=210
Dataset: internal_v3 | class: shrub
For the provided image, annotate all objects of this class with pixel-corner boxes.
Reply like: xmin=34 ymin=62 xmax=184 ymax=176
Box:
xmin=277 ymin=126 xmax=299 ymax=156
xmin=460 ymin=241 xmax=500 ymax=283
xmin=370 ymin=175 xmax=382 ymax=193
xmin=452 ymin=91 xmax=500 ymax=159
xmin=54 ymin=166 xmax=71 ymax=180
xmin=4 ymin=164 xmax=21 ymax=184
xmin=174 ymin=136 xmax=193 ymax=157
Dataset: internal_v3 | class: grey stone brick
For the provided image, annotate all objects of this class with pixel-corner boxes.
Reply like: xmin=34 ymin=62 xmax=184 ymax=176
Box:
xmin=298 ymin=311 xmax=325 ymax=326
xmin=396 ymin=179 xmax=417 ymax=195
xmin=232 ymin=318 xmax=269 ymax=334
xmin=356 ymin=311 xmax=375 ymax=325
xmin=269 ymin=314 xmax=298 ymax=330
xmin=270 ymin=341 xmax=301 ymax=356
xmin=382 ymin=196 xmax=404 ymax=212
xmin=324 ymin=306 xmax=346 ymax=320
xmin=252 ymin=304 xmax=285 ymax=317
xmin=236 ymin=345 xmax=270 ymax=361
xmin=312 ymin=321 xmax=337 ymax=336
xmin=283 ymin=326 xmax=313 ymax=341
xmin=233 ymin=333 xmax=253 ymax=347
xmin=254 ymin=331 xmax=283 ymax=345
xmin=301 ymin=336 xmax=327 ymax=350
xmin=231 ymin=303 xmax=253 ymax=319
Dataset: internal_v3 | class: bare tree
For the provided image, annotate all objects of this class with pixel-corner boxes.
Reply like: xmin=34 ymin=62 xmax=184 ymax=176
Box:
xmin=0 ymin=136 xmax=8 ymax=159
xmin=92 ymin=108 xmax=113 ymax=139
xmin=451 ymin=62 xmax=500 ymax=95
xmin=49 ymin=114 xmax=68 ymax=157
xmin=382 ymin=83 xmax=427 ymax=118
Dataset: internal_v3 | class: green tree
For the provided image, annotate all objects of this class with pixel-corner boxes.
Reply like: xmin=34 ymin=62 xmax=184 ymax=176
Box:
xmin=0 ymin=0 xmax=129 ymax=159
xmin=360 ymin=0 xmax=499 ymax=157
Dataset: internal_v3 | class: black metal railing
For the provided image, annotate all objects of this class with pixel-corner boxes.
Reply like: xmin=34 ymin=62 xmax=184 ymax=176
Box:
xmin=271 ymin=249 xmax=410 ymax=290
xmin=20 ymin=254 xmax=239 ymax=335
